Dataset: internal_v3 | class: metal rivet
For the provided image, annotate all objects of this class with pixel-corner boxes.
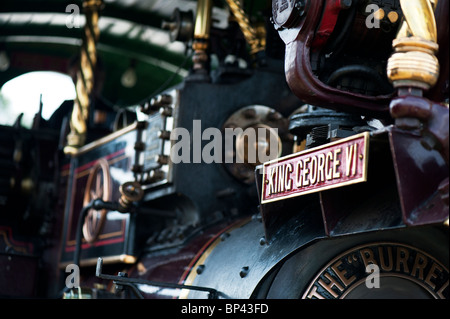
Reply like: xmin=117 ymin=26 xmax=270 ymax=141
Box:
xmin=259 ymin=237 xmax=266 ymax=246
xmin=196 ymin=264 xmax=205 ymax=275
xmin=220 ymin=233 xmax=230 ymax=241
xmin=239 ymin=266 xmax=249 ymax=278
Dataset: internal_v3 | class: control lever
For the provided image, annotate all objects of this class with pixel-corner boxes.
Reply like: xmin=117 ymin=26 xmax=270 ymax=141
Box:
xmin=95 ymin=257 xmax=219 ymax=299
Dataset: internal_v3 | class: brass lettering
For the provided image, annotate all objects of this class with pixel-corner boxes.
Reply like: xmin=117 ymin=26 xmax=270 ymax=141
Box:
xmin=317 ymin=153 xmax=325 ymax=183
xmin=318 ymin=273 xmax=344 ymax=298
xmin=296 ymin=161 xmax=303 ymax=188
xmin=396 ymin=247 xmax=410 ymax=273
xmin=411 ymin=252 xmax=428 ymax=280
xmin=325 ymin=152 xmax=333 ymax=180
xmin=360 ymin=248 xmax=377 ymax=268
xmin=306 ymin=285 xmax=326 ymax=299
xmin=352 ymin=144 xmax=358 ymax=176
xmin=310 ymin=156 xmax=318 ymax=184
xmin=268 ymin=167 xmax=276 ymax=195
xmin=379 ymin=246 xmax=393 ymax=271
xmin=285 ymin=163 xmax=293 ymax=191
xmin=302 ymin=158 xmax=310 ymax=186
xmin=345 ymin=144 xmax=354 ymax=177
xmin=437 ymin=280 xmax=449 ymax=299
xmin=331 ymin=260 xmax=356 ymax=287
xmin=277 ymin=165 xmax=285 ymax=193
xmin=333 ymin=149 xmax=341 ymax=179
xmin=303 ymin=243 xmax=449 ymax=300
xmin=425 ymin=262 xmax=443 ymax=290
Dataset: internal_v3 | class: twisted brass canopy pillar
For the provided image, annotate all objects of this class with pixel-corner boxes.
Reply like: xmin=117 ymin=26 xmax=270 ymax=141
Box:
xmin=224 ymin=0 xmax=265 ymax=57
xmin=65 ymin=0 xmax=103 ymax=155
xmin=387 ymin=0 xmax=439 ymax=92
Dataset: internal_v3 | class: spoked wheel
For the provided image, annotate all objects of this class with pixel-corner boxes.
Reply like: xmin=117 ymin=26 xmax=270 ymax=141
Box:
xmin=82 ymin=158 xmax=112 ymax=244
xmin=259 ymin=226 xmax=449 ymax=299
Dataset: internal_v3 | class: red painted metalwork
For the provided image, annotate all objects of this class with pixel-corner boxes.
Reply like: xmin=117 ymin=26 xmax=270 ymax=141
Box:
xmin=311 ymin=0 xmax=347 ymax=50
xmin=278 ymin=0 xmax=392 ymax=117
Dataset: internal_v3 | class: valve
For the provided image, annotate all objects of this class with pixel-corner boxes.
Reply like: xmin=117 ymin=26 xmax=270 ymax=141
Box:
xmin=118 ymin=181 xmax=144 ymax=212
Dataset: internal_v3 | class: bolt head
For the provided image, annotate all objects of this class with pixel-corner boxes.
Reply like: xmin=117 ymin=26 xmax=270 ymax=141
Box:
xmin=239 ymin=266 xmax=249 ymax=278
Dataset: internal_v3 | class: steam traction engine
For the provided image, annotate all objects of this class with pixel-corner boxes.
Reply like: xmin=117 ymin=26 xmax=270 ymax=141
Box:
xmin=0 ymin=0 xmax=448 ymax=300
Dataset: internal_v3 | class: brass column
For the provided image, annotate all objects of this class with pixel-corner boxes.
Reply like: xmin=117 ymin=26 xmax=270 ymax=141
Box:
xmin=387 ymin=0 xmax=439 ymax=92
xmin=65 ymin=0 xmax=103 ymax=155
xmin=191 ymin=0 xmax=213 ymax=75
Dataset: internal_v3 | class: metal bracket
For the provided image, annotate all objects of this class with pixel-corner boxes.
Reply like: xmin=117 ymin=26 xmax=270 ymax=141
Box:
xmin=95 ymin=257 xmax=219 ymax=299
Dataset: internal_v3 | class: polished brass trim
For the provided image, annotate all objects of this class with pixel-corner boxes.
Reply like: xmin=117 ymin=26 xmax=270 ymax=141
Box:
xmin=261 ymin=132 xmax=370 ymax=204
xmin=72 ymin=122 xmax=138 ymax=157
xmin=191 ymin=0 xmax=212 ymax=72
xmin=74 ymin=153 xmax=128 ymax=179
xmin=194 ymin=0 xmax=212 ymax=40
xmin=387 ymin=38 xmax=440 ymax=89
xmin=387 ymin=0 xmax=439 ymax=90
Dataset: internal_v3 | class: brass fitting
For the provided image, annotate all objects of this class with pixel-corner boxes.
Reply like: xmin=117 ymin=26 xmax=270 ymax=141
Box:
xmin=193 ymin=0 xmax=212 ymax=42
xmin=118 ymin=181 xmax=144 ymax=212
xmin=190 ymin=0 xmax=213 ymax=74
xmin=387 ymin=36 xmax=439 ymax=90
xmin=387 ymin=0 xmax=440 ymax=91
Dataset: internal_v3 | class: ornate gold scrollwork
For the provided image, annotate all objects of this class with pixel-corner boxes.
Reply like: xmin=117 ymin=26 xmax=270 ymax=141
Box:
xmin=82 ymin=158 xmax=112 ymax=244
xmin=387 ymin=0 xmax=440 ymax=90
